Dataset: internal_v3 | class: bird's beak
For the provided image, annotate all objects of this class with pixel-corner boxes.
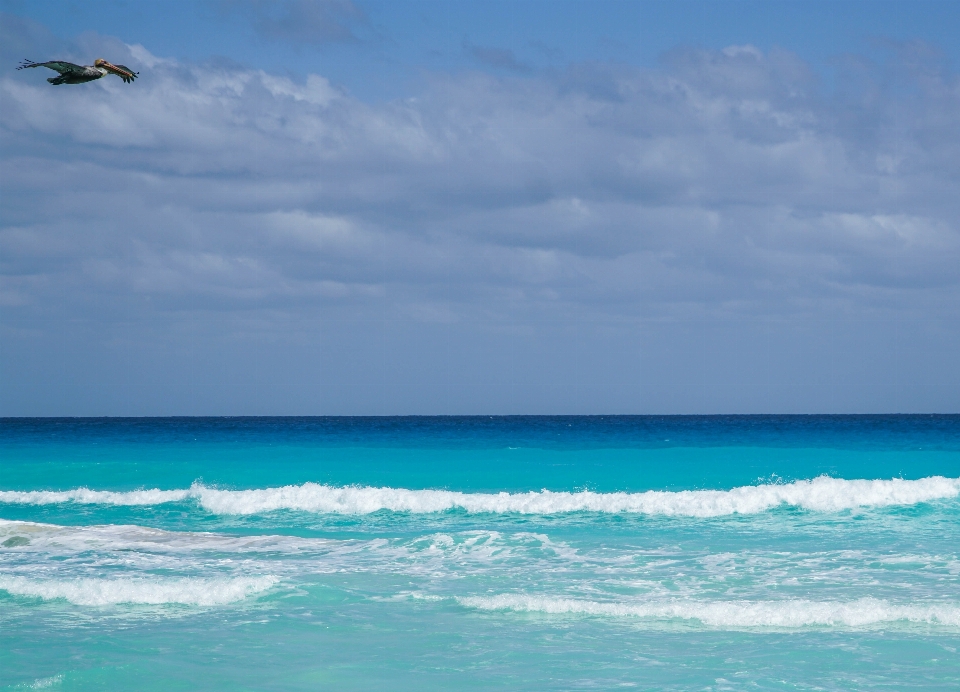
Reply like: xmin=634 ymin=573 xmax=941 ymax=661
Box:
xmin=101 ymin=61 xmax=134 ymax=79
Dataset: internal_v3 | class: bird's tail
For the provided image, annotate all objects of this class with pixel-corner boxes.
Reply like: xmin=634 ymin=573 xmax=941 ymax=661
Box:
xmin=47 ymin=76 xmax=66 ymax=85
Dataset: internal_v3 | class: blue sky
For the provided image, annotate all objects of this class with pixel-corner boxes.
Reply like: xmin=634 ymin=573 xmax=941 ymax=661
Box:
xmin=7 ymin=1 xmax=960 ymax=100
xmin=1 ymin=0 xmax=959 ymax=415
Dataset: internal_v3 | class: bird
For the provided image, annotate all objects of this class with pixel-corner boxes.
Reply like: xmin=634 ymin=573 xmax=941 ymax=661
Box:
xmin=17 ymin=58 xmax=138 ymax=85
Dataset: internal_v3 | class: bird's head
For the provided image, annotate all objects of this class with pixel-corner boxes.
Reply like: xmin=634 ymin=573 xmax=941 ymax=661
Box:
xmin=94 ymin=59 xmax=137 ymax=82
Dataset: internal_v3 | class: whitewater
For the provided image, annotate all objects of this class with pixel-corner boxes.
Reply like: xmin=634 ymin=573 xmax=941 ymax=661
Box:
xmin=3 ymin=475 xmax=958 ymax=516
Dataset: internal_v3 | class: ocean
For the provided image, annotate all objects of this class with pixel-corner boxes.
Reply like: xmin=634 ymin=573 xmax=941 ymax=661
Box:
xmin=1 ymin=415 xmax=958 ymax=690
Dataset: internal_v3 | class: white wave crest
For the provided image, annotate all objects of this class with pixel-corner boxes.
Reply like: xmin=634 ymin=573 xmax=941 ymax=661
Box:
xmin=2 ymin=476 xmax=958 ymax=516
xmin=457 ymin=594 xmax=960 ymax=628
xmin=0 ymin=488 xmax=191 ymax=506
xmin=194 ymin=476 xmax=960 ymax=516
xmin=0 ymin=575 xmax=278 ymax=606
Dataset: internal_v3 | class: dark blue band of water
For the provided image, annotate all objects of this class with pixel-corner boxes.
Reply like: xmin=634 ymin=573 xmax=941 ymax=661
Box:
xmin=4 ymin=414 xmax=960 ymax=450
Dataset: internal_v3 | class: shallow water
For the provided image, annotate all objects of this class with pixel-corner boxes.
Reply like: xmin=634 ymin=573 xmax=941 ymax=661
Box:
xmin=2 ymin=416 xmax=959 ymax=690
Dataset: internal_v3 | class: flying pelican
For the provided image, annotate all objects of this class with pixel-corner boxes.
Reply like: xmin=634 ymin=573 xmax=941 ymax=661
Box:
xmin=17 ymin=58 xmax=138 ymax=84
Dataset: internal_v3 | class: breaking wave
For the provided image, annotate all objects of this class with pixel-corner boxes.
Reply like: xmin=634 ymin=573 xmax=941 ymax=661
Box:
xmin=0 ymin=575 xmax=278 ymax=606
xmin=457 ymin=594 xmax=960 ymax=628
xmin=1 ymin=476 xmax=958 ymax=517
xmin=0 ymin=488 xmax=190 ymax=506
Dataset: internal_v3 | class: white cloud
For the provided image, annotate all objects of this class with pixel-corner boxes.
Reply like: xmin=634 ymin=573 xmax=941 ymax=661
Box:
xmin=3 ymin=40 xmax=958 ymax=324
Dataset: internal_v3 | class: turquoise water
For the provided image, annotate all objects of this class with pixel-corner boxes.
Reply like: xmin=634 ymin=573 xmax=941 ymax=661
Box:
xmin=1 ymin=416 xmax=959 ymax=690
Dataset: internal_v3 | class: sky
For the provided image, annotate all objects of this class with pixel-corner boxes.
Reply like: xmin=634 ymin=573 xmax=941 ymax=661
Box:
xmin=1 ymin=0 xmax=958 ymax=416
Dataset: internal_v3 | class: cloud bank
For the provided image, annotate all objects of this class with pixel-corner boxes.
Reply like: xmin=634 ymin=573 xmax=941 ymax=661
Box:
xmin=1 ymin=21 xmax=958 ymax=413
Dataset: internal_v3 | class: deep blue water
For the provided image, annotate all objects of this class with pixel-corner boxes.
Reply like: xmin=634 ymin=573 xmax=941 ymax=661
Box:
xmin=2 ymin=416 xmax=959 ymax=690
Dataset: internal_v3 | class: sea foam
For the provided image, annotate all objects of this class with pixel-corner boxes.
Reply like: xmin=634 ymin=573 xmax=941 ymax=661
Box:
xmin=2 ymin=476 xmax=958 ymax=517
xmin=457 ymin=594 xmax=960 ymax=628
xmin=0 ymin=488 xmax=191 ymax=506
xmin=0 ymin=575 xmax=278 ymax=606
xmin=0 ymin=519 xmax=339 ymax=554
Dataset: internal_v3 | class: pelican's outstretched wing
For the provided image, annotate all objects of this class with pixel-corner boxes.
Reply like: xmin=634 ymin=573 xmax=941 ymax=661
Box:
xmin=17 ymin=60 xmax=87 ymax=76
xmin=105 ymin=63 xmax=138 ymax=83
